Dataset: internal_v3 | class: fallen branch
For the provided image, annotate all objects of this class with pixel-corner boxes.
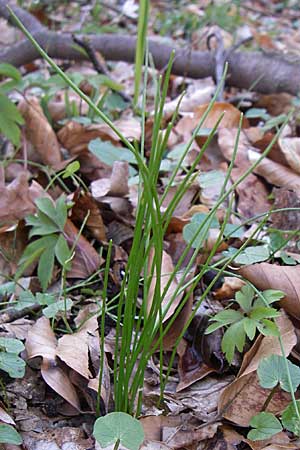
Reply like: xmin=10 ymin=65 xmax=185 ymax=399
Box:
xmin=1 ymin=0 xmax=300 ymax=95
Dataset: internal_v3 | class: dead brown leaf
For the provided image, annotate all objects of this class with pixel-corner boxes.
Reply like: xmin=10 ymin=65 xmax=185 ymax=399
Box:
xmin=248 ymin=150 xmax=300 ymax=192
xmin=218 ymin=128 xmax=253 ymax=167
xmin=239 ymin=263 xmax=300 ymax=318
xmin=0 ymin=171 xmax=43 ymax=224
xmin=64 ymin=219 xmax=103 ymax=278
xmin=18 ymin=97 xmax=62 ymax=167
xmin=147 ymin=249 xmax=182 ymax=322
xmin=56 ymin=316 xmax=98 ymax=379
xmin=57 ymin=118 xmax=141 ymax=154
xmin=26 ymin=317 xmax=81 ymax=411
xmin=278 ymin=136 xmax=300 ymax=174
xmin=91 ymin=161 xmax=129 ymax=199
xmin=70 ymin=190 xmax=106 ymax=241
xmin=231 ymin=167 xmax=271 ymax=218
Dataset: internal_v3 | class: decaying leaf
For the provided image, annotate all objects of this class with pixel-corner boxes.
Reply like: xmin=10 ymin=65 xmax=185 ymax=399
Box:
xmin=64 ymin=219 xmax=103 ymax=278
xmin=18 ymin=97 xmax=62 ymax=167
xmin=26 ymin=316 xmax=81 ymax=411
xmin=239 ymin=263 xmax=300 ymax=319
xmin=249 ymin=150 xmax=300 ymax=192
xmin=0 ymin=171 xmax=43 ymax=224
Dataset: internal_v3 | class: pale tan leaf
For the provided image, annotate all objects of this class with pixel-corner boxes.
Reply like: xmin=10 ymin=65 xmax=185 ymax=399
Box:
xmin=64 ymin=219 xmax=103 ymax=278
xmin=26 ymin=316 xmax=57 ymax=360
xmin=0 ymin=406 xmax=15 ymax=425
xmin=18 ymin=98 xmax=62 ymax=167
xmin=248 ymin=150 xmax=300 ymax=192
xmin=26 ymin=317 xmax=81 ymax=411
xmin=231 ymin=168 xmax=271 ymax=218
xmin=218 ymin=128 xmax=253 ymax=167
xmin=0 ymin=172 xmax=35 ymax=224
xmin=278 ymin=136 xmax=300 ymax=174
xmin=147 ymin=249 xmax=182 ymax=322
xmin=56 ymin=316 xmax=98 ymax=379
xmin=57 ymin=118 xmax=141 ymax=155
xmin=41 ymin=363 xmax=81 ymax=411
xmin=70 ymin=191 xmax=106 ymax=242
xmin=91 ymin=161 xmax=129 ymax=199
xmin=239 ymin=263 xmax=300 ymax=318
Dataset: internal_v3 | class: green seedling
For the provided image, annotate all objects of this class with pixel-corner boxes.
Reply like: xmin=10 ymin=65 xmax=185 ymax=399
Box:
xmin=205 ymin=286 xmax=284 ymax=363
xmin=248 ymin=355 xmax=300 ymax=440
xmin=17 ymin=196 xmax=72 ymax=291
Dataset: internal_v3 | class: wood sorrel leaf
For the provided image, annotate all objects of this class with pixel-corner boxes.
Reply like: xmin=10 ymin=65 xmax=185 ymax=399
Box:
xmin=93 ymin=412 xmax=144 ymax=450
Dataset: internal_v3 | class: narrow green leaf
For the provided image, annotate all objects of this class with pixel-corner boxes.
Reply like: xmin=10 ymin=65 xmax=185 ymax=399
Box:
xmin=0 ymin=63 xmax=21 ymax=81
xmin=0 ymin=424 xmax=22 ymax=444
xmin=242 ymin=317 xmax=257 ymax=340
xmin=250 ymin=307 xmax=280 ymax=320
xmin=222 ymin=321 xmax=245 ymax=364
xmin=235 ymin=285 xmax=255 ymax=312
xmin=210 ymin=309 xmax=244 ymax=325
xmin=282 ymin=401 xmax=300 ymax=435
xmin=55 ymin=235 xmax=71 ymax=269
xmin=38 ymin=245 xmax=55 ymax=291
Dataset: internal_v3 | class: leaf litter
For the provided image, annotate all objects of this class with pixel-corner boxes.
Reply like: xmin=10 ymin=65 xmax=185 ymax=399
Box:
xmin=2 ymin=1 xmax=300 ymax=449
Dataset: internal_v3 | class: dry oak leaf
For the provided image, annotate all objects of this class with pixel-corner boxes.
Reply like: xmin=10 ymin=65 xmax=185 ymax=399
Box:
xmin=26 ymin=316 xmax=81 ymax=411
xmin=278 ymin=136 xmax=300 ymax=174
xmin=64 ymin=219 xmax=103 ymax=278
xmin=239 ymin=263 xmax=300 ymax=319
xmin=57 ymin=118 xmax=141 ymax=154
xmin=248 ymin=150 xmax=300 ymax=192
xmin=18 ymin=97 xmax=62 ymax=167
xmin=0 ymin=172 xmax=42 ymax=224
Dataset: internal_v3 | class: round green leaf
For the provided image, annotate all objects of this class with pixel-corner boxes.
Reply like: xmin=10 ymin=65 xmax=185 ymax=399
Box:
xmin=93 ymin=412 xmax=144 ymax=450
xmin=0 ymin=424 xmax=22 ymax=444
xmin=282 ymin=401 xmax=300 ymax=435
xmin=258 ymin=355 xmax=300 ymax=393
xmin=248 ymin=412 xmax=282 ymax=441
xmin=0 ymin=352 xmax=26 ymax=378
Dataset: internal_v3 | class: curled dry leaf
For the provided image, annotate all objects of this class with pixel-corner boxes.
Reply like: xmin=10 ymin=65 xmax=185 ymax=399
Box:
xmin=0 ymin=406 xmax=15 ymax=425
xmin=218 ymin=313 xmax=296 ymax=426
xmin=272 ymin=187 xmax=300 ymax=231
xmin=239 ymin=263 xmax=300 ymax=319
xmin=26 ymin=316 xmax=81 ymax=411
xmin=56 ymin=316 xmax=98 ymax=380
xmin=141 ymin=414 xmax=219 ymax=449
xmin=70 ymin=191 xmax=106 ymax=242
xmin=248 ymin=150 xmax=300 ymax=192
xmin=18 ymin=97 xmax=62 ymax=167
xmin=278 ymin=136 xmax=300 ymax=174
xmin=230 ymin=167 xmax=271 ymax=218
xmin=64 ymin=219 xmax=103 ymax=278
xmin=147 ymin=249 xmax=193 ymax=350
xmin=218 ymin=128 xmax=253 ymax=167
xmin=0 ymin=171 xmax=43 ymax=224
xmin=57 ymin=118 xmax=141 ymax=154
xmin=147 ymin=249 xmax=183 ymax=322
xmin=91 ymin=161 xmax=129 ymax=199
